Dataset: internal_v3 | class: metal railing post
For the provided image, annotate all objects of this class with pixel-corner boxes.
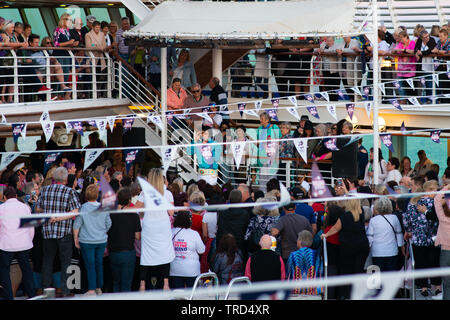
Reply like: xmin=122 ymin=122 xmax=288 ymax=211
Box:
xmin=189 ymin=272 xmax=220 ymax=300
xmin=11 ymin=50 xmax=19 ymax=104
xmin=409 ymin=241 xmax=416 ymax=300
xmin=224 ymin=277 xmax=251 ymax=300
xmin=42 ymin=50 xmax=52 ymax=101
xmin=118 ymin=61 xmax=123 ymax=99
xmin=268 ymin=54 xmax=272 ymax=99
xmin=88 ymin=51 xmax=97 ymax=99
xmin=432 ymin=65 xmax=436 ymax=104
xmin=227 ymin=68 xmax=232 ymax=100
xmin=323 ymin=237 xmax=328 ymax=300
xmin=105 ymin=52 xmax=112 ymax=98
xmin=68 ymin=50 xmax=77 ymax=100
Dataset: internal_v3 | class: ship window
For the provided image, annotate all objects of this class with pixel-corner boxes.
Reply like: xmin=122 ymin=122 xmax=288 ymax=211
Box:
xmin=24 ymin=8 xmax=49 ymax=40
xmin=56 ymin=7 xmax=87 ymax=25
xmin=89 ymin=8 xmax=111 ymax=23
xmin=0 ymin=8 xmax=23 ymax=24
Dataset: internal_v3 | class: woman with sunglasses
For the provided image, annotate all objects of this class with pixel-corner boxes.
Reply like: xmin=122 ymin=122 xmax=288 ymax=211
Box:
xmin=170 ymin=49 xmax=197 ymax=92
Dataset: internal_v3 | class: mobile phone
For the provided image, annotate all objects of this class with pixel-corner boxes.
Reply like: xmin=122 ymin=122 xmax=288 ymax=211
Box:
xmin=336 ymin=178 xmax=343 ymax=187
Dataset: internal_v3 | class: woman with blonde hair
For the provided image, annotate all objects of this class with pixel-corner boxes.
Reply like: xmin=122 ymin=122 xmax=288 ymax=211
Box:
xmin=53 ymin=13 xmax=77 ymax=88
xmin=138 ymin=168 xmax=175 ymax=291
xmin=188 ymin=191 xmax=207 ymax=237
xmin=321 ymin=198 xmax=369 ymax=299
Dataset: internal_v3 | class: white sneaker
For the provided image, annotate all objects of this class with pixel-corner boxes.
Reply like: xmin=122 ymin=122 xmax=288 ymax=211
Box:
xmin=432 ymin=292 xmax=443 ymax=300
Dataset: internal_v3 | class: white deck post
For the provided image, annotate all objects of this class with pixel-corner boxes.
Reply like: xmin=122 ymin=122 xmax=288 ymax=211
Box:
xmin=212 ymin=48 xmax=223 ymax=81
xmin=372 ymin=0 xmax=380 ymax=184
xmin=161 ymin=46 xmax=168 ymax=146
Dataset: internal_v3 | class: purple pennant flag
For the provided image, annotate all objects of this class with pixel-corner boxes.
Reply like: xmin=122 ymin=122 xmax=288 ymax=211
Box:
xmin=19 ymin=217 xmax=50 ymax=229
xmin=69 ymin=121 xmax=84 ymax=136
xmin=400 ymin=121 xmax=406 ymax=134
xmin=430 ymin=130 xmax=441 ymax=144
xmin=124 ymin=149 xmax=139 ymax=174
xmin=447 ymin=72 xmax=450 ymax=79
xmin=271 ymin=98 xmax=279 ymax=108
xmin=166 ymin=111 xmax=174 ymax=125
xmin=238 ymin=103 xmax=246 ymax=117
xmin=323 ymin=138 xmax=339 ymax=151
xmin=12 ymin=123 xmax=26 ymax=143
xmin=306 ymin=106 xmax=320 ymax=119
xmin=337 ymin=89 xmax=346 ymax=100
xmin=267 ymin=109 xmax=278 ymax=121
xmin=420 ymin=77 xmax=426 ymax=86
xmin=380 ymin=134 xmax=395 ymax=152
xmin=346 ymin=103 xmax=355 ymax=120
xmin=99 ymin=175 xmax=118 ymax=210
xmin=390 ymin=99 xmax=403 ymax=111
xmin=44 ymin=152 xmax=62 ymax=174
xmin=88 ymin=120 xmax=97 ymax=127
xmin=122 ymin=117 xmax=135 ymax=133
xmin=393 ymin=81 xmax=401 ymax=90
xmin=311 ymin=161 xmax=332 ymax=199
xmin=363 ymin=86 xmax=370 ymax=98
xmin=304 ymin=94 xmax=315 ymax=104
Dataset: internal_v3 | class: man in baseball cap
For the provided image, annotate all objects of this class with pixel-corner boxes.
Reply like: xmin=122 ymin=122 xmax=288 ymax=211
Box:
xmin=81 ymin=15 xmax=96 ymax=40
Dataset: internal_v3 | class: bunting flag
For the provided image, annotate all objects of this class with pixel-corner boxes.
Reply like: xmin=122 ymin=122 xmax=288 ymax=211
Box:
xmin=278 ymin=182 xmax=291 ymax=208
xmin=342 ymin=135 xmax=361 ymax=148
xmin=83 ymin=149 xmax=103 ymax=171
xmin=326 ymin=105 xmax=337 ymax=121
xmin=238 ymin=103 xmax=246 ymax=117
xmin=243 ymin=109 xmax=259 ymax=118
xmin=40 ymin=111 xmax=50 ymax=123
xmin=161 ymin=146 xmax=178 ymax=173
xmin=267 ymin=109 xmax=278 ymax=121
xmin=311 ymin=161 xmax=332 ymax=199
xmin=148 ymin=115 xmax=164 ymax=131
xmin=122 ymin=116 xmax=135 ymax=132
xmin=288 ymin=95 xmax=298 ymax=106
xmin=430 ymin=130 xmax=441 ymax=144
xmin=306 ymin=106 xmax=320 ymax=119
xmin=12 ymin=123 xmax=27 ymax=143
xmin=293 ymin=138 xmax=308 ymax=164
xmin=88 ymin=120 xmax=97 ymax=127
xmin=378 ymin=83 xmax=386 ymax=95
xmin=202 ymin=106 xmax=210 ymax=114
xmin=0 ymin=152 xmax=21 ymax=171
xmin=345 ymin=103 xmax=355 ymax=120
xmin=286 ymin=106 xmax=300 ymax=121
xmin=304 ymin=94 xmax=314 ymax=104
xmin=99 ymin=175 xmax=118 ymax=211
xmin=166 ymin=111 xmax=174 ymax=125
xmin=433 ymin=73 xmax=439 ymax=86
xmin=408 ymin=97 xmax=420 ymax=106
xmin=400 ymin=121 xmax=407 ymax=134
xmin=420 ymin=77 xmax=426 ymax=86
xmin=1 ymin=114 xmax=6 ymax=124
xmin=231 ymin=141 xmax=246 ymax=170
xmin=324 ymin=138 xmax=339 ymax=151
xmin=106 ymin=116 xmax=116 ymax=133
xmin=380 ymin=134 xmax=395 ymax=152
xmin=447 ymin=72 xmax=450 ymax=79
xmin=64 ymin=121 xmax=72 ymax=134
xmin=44 ymin=152 xmax=61 ymax=174
xmin=41 ymin=120 xmax=54 ymax=143
xmin=351 ymin=87 xmax=362 ymax=97
xmin=95 ymin=118 xmax=108 ymax=136
xmin=198 ymin=112 xmax=213 ymax=124
xmin=254 ymin=100 xmax=263 ymax=112
xmin=406 ymin=78 xmax=415 ymax=90
xmin=271 ymin=98 xmax=280 ymax=109
xmin=363 ymin=86 xmax=371 ymax=98
xmin=393 ymin=81 xmax=401 ymax=90
xmin=69 ymin=121 xmax=84 ymax=136
xmin=390 ymin=99 xmax=403 ymax=111
xmin=19 ymin=217 xmax=50 ymax=229
xmin=124 ymin=149 xmax=139 ymax=174
xmin=137 ymin=176 xmax=173 ymax=210
xmin=447 ymin=61 xmax=450 ymax=72
xmin=337 ymin=89 xmax=348 ymax=100
xmin=364 ymin=101 xmax=372 ymax=119
xmin=320 ymin=91 xmax=330 ymax=102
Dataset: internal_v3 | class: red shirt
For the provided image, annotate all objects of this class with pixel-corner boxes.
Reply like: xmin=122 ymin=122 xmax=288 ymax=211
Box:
xmin=324 ymin=226 xmax=340 ymax=245
xmin=191 ymin=213 xmax=203 ymax=239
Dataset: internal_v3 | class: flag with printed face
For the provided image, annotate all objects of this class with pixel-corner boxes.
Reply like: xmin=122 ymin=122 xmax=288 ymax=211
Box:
xmin=304 ymin=94 xmax=314 ymax=104
xmin=288 ymin=96 xmax=297 ymax=106
xmin=99 ymin=175 xmax=118 ymax=211
xmin=311 ymin=161 xmax=332 ymax=199
xmin=107 ymin=116 xmax=115 ymax=133
xmin=286 ymin=106 xmax=300 ymax=120
xmin=393 ymin=81 xmax=401 ymax=90
xmin=0 ymin=152 xmax=21 ymax=171
xmin=12 ymin=123 xmax=27 ymax=143
xmin=293 ymin=138 xmax=308 ymax=164
xmin=64 ymin=121 xmax=72 ymax=134
xmin=88 ymin=120 xmax=97 ymax=127
xmin=231 ymin=141 xmax=246 ymax=170
xmin=137 ymin=176 xmax=173 ymax=211
xmin=363 ymin=86 xmax=370 ymax=98
xmin=95 ymin=119 xmax=108 ymax=136
xmin=267 ymin=109 xmax=278 ymax=121
xmin=161 ymin=146 xmax=178 ymax=173
xmin=254 ymin=100 xmax=263 ymax=112
xmin=320 ymin=91 xmax=330 ymax=102
xmin=346 ymin=103 xmax=355 ymax=120
xmin=306 ymin=106 xmax=320 ymax=119
xmin=406 ymin=78 xmax=415 ymax=90
xmin=380 ymin=134 xmax=395 ymax=152
xmin=408 ymin=97 xmax=420 ymax=106
xmin=69 ymin=121 xmax=83 ymax=136
xmin=43 ymin=152 xmax=61 ymax=174
xmin=326 ymin=105 xmax=337 ymax=121
xmin=420 ymin=77 xmax=426 ymax=86
xmin=124 ymin=149 xmax=139 ymax=174
xmin=42 ymin=121 xmax=54 ymax=143
xmin=271 ymin=98 xmax=279 ymax=109
xmin=147 ymin=115 xmax=163 ymax=131
xmin=364 ymin=101 xmax=372 ymax=118
xmin=390 ymin=99 xmax=402 ymax=111
xmin=337 ymin=89 xmax=348 ymax=100
xmin=166 ymin=111 xmax=174 ymax=125
xmin=83 ymin=149 xmax=103 ymax=171
xmin=324 ymin=138 xmax=339 ymax=151
xmin=122 ymin=116 xmax=135 ymax=132
xmin=431 ymin=130 xmax=441 ymax=144
xmin=238 ymin=103 xmax=246 ymax=117
xmin=40 ymin=111 xmax=50 ymax=123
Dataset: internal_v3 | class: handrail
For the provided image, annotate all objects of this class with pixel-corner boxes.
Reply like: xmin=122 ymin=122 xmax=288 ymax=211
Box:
xmin=224 ymin=276 xmax=251 ymax=300
xmin=322 ymin=237 xmax=328 ymax=300
xmin=189 ymin=272 xmax=220 ymax=300
xmin=408 ymin=241 xmax=416 ymax=300
xmin=0 ymin=46 xmax=105 ymax=52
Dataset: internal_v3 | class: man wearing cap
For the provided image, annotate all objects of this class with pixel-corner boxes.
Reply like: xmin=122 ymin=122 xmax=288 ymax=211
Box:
xmin=291 ymin=184 xmax=317 ymax=235
xmin=81 ymin=15 xmax=96 ymax=42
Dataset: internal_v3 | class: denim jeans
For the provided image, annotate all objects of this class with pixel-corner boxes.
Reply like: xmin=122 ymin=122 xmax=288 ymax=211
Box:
xmin=441 ymin=250 xmax=450 ymax=300
xmin=109 ymin=250 xmax=136 ymax=292
xmin=169 ymin=276 xmax=197 ymax=289
xmin=0 ymin=249 xmax=35 ymax=300
xmin=80 ymin=242 xmax=107 ymax=291
xmin=33 ymin=272 xmax=60 ymax=290
xmin=42 ymin=234 xmax=73 ymax=295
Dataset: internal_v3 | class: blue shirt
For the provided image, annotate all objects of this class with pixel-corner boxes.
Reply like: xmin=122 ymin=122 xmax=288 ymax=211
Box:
xmin=294 ymin=203 xmax=316 ymax=225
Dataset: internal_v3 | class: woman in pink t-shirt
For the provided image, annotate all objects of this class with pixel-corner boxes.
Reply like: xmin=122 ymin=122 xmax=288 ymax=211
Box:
xmin=392 ymin=31 xmax=417 ymax=103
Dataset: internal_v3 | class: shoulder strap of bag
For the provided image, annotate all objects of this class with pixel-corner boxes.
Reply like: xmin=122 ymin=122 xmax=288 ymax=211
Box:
xmin=172 ymin=228 xmax=183 ymax=241
xmin=381 ymin=215 xmax=398 ymax=243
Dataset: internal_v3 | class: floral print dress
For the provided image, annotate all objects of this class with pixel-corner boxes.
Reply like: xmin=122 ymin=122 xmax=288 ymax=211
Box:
xmin=402 ymin=197 xmax=437 ymax=247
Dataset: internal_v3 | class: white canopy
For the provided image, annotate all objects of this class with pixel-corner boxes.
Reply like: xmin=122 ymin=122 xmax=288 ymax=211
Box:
xmin=124 ymin=0 xmax=358 ymax=40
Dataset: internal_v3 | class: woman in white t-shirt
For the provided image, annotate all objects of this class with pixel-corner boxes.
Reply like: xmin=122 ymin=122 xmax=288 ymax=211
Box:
xmin=138 ymin=169 xmax=175 ymax=291
xmin=384 ymin=157 xmax=402 ymax=185
xmin=170 ymin=211 xmax=205 ymax=289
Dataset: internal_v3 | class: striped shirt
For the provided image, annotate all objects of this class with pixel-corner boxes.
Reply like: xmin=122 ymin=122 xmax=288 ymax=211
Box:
xmin=115 ymin=28 xmax=132 ymax=55
xmin=36 ymin=184 xmax=81 ymax=239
